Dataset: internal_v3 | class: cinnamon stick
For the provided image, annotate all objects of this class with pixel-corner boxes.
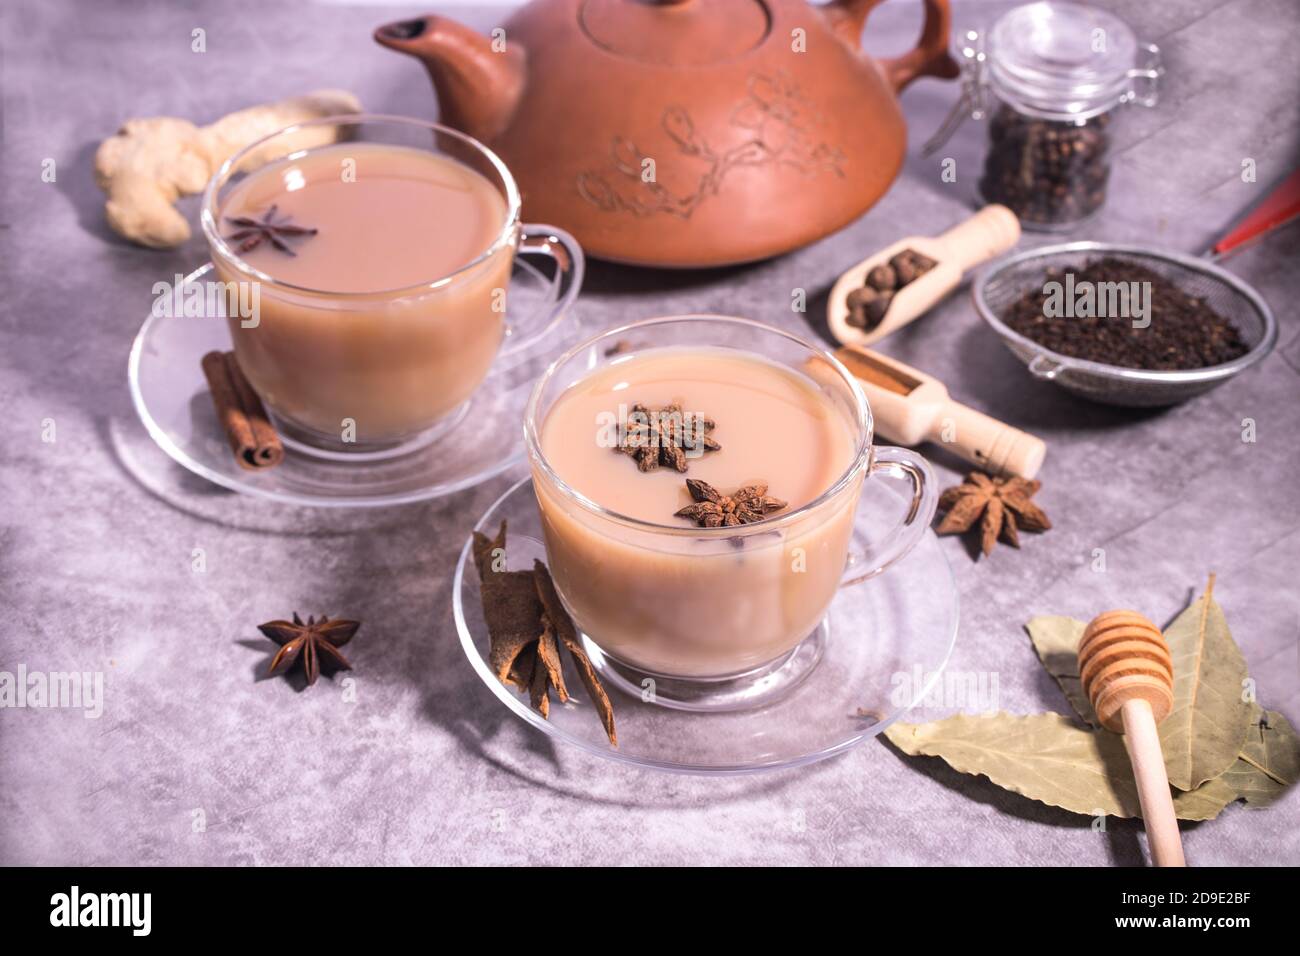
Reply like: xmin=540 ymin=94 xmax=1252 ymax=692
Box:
xmin=221 ymin=351 xmax=283 ymax=468
xmin=200 ymin=350 xmax=284 ymax=470
xmin=534 ymin=560 xmax=617 ymax=747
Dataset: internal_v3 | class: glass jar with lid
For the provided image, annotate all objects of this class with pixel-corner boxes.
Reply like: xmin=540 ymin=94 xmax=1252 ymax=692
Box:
xmin=935 ymin=2 xmax=1162 ymax=230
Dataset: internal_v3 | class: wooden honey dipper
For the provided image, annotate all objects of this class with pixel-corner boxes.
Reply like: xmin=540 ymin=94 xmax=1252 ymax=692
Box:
xmin=1078 ymin=610 xmax=1185 ymax=867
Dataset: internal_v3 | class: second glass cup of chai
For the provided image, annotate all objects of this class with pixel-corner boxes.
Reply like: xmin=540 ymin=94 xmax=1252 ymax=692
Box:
xmin=524 ymin=316 xmax=939 ymax=712
xmin=202 ymin=114 xmax=582 ymax=458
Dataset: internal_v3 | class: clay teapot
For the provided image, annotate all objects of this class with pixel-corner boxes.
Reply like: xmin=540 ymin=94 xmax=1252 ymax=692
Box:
xmin=377 ymin=0 xmax=957 ymax=268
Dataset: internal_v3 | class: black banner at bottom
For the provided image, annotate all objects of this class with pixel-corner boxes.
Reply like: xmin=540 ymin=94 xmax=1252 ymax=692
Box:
xmin=0 ymin=865 xmax=1284 ymax=941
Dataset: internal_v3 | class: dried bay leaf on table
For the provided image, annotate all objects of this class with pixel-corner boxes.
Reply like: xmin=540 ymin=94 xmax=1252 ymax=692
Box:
xmin=1221 ymin=706 xmax=1300 ymax=808
xmin=1159 ymin=578 xmax=1253 ymax=791
xmin=1025 ymin=611 xmax=1263 ymax=807
xmin=1174 ymin=710 xmax=1299 ymax=815
xmin=888 ymin=578 xmax=1293 ymax=820
xmin=1025 ymin=590 xmax=1285 ymax=805
xmin=1174 ymin=708 xmax=1300 ymax=816
xmin=1025 ymin=616 xmax=1094 ymax=725
xmin=1171 ymin=774 xmax=1240 ymax=822
xmin=884 ymin=713 xmax=1143 ymax=818
xmin=885 ymin=712 xmax=1261 ymax=821
xmin=1241 ymin=707 xmax=1300 ymax=785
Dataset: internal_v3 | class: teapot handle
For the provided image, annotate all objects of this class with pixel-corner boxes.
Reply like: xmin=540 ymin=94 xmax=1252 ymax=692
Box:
xmin=827 ymin=0 xmax=958 ymax=93
xmin=880 ymin=0 xmax=959 ymax=92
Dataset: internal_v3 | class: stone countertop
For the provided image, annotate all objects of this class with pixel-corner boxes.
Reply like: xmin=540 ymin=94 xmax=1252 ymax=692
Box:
xmin=1 ymin=0 xmax=1297 ymax=866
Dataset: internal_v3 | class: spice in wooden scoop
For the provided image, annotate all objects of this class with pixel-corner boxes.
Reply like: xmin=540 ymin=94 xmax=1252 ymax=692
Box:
xmin=834 ymin=345 xmax=1047 ymax=479
xmin=846 ymin=248 xmax=937 ymax=331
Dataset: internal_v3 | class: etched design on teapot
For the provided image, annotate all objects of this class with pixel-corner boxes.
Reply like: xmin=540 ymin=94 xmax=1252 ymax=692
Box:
xmin=576 ymin=70 xmax=845 ymax=219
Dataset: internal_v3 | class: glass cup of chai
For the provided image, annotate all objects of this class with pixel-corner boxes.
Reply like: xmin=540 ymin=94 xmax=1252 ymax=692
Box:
xmin=202 ymin=114 xmax=582 ymax=458
xmin=524 ymin=316 xmax=939 ymax=711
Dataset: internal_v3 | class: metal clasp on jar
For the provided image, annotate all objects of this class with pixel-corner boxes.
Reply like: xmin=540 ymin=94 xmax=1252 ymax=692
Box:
xmin=921 ymin=30 xmax=988 ymax=158
xmin=1121 ymin=42 xmax=1163 ymax=108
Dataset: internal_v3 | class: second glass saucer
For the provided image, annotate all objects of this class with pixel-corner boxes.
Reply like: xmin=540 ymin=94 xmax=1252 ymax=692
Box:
xmin=453 ymin=476 xmax=960 ymax=774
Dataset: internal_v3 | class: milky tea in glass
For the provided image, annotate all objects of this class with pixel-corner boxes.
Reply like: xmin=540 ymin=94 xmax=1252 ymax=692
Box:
xmin=208 ymin=136 xmax=513 ymax=449
xmin=528 ymin=318 xmax=939 ymax=685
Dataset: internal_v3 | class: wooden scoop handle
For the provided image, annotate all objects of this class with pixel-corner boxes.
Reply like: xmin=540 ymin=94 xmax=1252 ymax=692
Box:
xmin=942 ymin=399 xmax=1046 ymax=479
xmin=935 ymin=204 xmax=1020 ymax=272
xmin=1078 ymin=610 xmax=1185 ymax=867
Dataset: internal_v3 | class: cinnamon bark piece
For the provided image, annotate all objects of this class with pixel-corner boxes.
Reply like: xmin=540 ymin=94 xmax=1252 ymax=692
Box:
xmin=471 ymin=522 xmax=544 ymax=685
xmin=533 ymin=561 xmax=617 ymax=747
xmin=535 ymin=616 xmax=569 ymax=703
xmin=528 ymin=646 xmax=551 ymax=718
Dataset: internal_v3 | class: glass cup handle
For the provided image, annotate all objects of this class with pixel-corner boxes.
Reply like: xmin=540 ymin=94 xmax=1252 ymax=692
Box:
xmin=842 ymin=445 xmax=939 ymax=587
xmin=500 ymin=222 xmax=586 ymax=359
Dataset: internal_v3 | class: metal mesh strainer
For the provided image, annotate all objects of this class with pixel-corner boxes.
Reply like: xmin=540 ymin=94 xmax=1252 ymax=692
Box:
xmin=972 ymin=241 xmax=1277 ymax=406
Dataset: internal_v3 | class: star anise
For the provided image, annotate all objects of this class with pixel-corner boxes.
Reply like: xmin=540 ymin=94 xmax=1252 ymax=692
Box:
xmin=674 ymin=478 xmax=788 ymax=528
xmin=258 ymin=613 xmax=359 ymax=686
xmin=617 ymin=402 xmax=720 ymax=472
xmin=224 ymin=204 xmax=318 ymax=256
xmin=936 ymin=472 xmax=1051 ymax=557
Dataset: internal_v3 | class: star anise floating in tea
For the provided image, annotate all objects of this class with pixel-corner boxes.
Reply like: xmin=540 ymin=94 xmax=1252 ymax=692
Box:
xmin=936 ymin=472 xmax=1051 ymax=557
xmin=617 ymin=402 xmax=720 ymax=473
xmin=258 ymin=613 xmax=360 ymax=686
xmin=224 ymin=204 xmax=318 ymax=256
xmin=675 ymin=478 xmax=788 ymax=528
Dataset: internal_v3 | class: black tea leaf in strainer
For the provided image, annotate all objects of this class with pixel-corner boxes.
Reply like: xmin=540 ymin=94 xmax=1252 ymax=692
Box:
xmin=972 ymin=241 xmax=1277 ymax=407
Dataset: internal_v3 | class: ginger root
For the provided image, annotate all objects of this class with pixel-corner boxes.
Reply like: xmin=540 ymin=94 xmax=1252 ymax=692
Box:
xmin=94 ymin=90 xmax=361 ymax=249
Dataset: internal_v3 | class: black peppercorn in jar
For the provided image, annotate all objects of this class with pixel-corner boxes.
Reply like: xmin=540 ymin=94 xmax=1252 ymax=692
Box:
xmin=974 ymin=2 xmax=1161 ymax=230
xmin=981 ymin=105 xmax=1112 ymax=227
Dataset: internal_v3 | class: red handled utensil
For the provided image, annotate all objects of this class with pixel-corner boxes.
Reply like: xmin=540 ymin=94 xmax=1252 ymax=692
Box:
xmin=1207 ymin=167 xmax=1300 ymax=260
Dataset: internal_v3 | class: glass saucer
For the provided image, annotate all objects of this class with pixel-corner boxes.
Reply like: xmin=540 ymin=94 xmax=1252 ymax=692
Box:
xmin=128 ymin=261 xmax=577 ymax=507
xmin=452 ymin=476 xmax=960 ymax=774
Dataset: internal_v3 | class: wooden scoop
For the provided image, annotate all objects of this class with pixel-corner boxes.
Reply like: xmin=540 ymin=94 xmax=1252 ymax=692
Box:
xmin=1078 ymin=610 xmax=1185 ymax=867
xmin=828 ymin=205 xmax=1021 ymax=347
xmin=835 ymin=345 xmax=1046 ymax=479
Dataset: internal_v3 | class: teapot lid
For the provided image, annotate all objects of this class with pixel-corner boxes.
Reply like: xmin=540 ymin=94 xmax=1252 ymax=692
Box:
xmin=579 ymin=0 xmax=771 ymax=66
xmin=987 ymin=1 xmax=1142 ymax=119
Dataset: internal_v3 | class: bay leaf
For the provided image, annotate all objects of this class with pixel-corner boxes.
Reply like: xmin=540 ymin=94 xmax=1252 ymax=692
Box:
xmin=1220 ymin=707 xmax=1300 ymax=807
xmin=1024 ymin=591 xmax=1296 ymax=809
xmin=887 ymin=578 xmax=1290 ymax=822
xmin=1158 ymin=577 xmax=1253 ymax=791
xmin=1171 ymin=773 xmax=1239 ymax=822
xmin=885 ymin=713 xmax=1142 ymax=818
xmin=1025 ymin=616 xmax=1095 ymax=725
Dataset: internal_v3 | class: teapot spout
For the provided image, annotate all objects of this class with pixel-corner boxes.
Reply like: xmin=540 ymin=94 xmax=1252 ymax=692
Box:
xmin=375 ymin=15 xmax=524 ymax=141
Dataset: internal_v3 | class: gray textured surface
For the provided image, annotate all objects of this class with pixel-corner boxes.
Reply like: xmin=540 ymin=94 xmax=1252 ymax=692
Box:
xmin=2 ymin=0 xmax=1298 ymax=866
